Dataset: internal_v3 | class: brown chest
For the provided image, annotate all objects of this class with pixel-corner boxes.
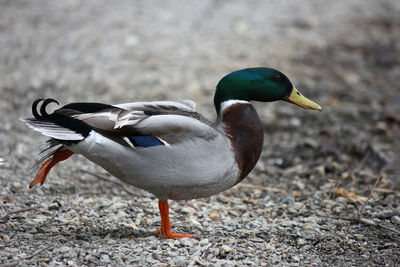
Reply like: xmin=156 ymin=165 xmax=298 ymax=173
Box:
xmin=222 ymin=103 xmax=264 ymax=183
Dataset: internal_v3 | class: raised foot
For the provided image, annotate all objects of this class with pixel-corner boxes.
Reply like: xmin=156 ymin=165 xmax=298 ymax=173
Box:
xmin=29 ymin=149 xmax=74 ymax=188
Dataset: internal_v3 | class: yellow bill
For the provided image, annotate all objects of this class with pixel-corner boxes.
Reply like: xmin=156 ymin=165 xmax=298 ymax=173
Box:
xmin=285 ymin=86 xmax=322 ymax=111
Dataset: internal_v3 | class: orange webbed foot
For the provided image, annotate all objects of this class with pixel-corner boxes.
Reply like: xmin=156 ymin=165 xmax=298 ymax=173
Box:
xmin=155 ymin=229 xmax=199 ymax=239
xmin=156 ymin=200 xmax=199 ymax=239
xmin=29 ymin=149 xmax=74 ymax=188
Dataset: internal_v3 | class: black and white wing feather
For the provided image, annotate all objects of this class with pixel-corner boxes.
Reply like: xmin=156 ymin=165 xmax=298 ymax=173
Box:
xmin=22 ymin=98 xmax=217 ymax=145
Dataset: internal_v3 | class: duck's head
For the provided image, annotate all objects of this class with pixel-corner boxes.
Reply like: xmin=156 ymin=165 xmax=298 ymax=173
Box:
xmin=214 ymin=67 xmax=321 ymax=113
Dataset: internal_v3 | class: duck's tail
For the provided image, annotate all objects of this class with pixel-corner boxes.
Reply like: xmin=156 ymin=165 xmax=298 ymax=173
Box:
xmin=22 ymin=98 xmax=87 ymax=141
xmin=22 ymin=98 xmax=78 ymax=188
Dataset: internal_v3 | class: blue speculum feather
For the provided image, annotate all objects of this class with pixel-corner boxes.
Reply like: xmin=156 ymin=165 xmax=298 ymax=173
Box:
xmin=128 ymin=135 xmax=164 ymax=148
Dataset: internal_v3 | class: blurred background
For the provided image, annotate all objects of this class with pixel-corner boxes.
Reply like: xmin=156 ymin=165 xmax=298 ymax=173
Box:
xmin=1 ymin=0 xmax=399 ymax=265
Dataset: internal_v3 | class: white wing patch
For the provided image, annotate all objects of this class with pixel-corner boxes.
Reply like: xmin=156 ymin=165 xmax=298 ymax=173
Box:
xmin=113 ymin=110 xmax=147 ymax=129
xmin=74 ymin=109 xmax=147 ymax=130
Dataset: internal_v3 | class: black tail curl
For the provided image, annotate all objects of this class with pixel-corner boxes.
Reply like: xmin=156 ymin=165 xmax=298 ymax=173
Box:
xmin=30 ymin=98 xmax=92 ymax=138
xmin=32 ymin=98 xmax=60 ymax=120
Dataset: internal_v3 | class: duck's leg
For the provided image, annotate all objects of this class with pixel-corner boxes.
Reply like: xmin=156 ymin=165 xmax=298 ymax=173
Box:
xmin=156 ymin=200 xmax=198 ymax=239
xmin=29 ymin=149 xmax=74 ymax=188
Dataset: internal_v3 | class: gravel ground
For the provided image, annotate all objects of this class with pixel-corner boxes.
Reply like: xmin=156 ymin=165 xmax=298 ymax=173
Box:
xmin=1 ymin=0 xmax=400 ymax=266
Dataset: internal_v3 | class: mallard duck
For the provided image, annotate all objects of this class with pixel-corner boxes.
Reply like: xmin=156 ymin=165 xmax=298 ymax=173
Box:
xmin=23 ymin=67 xmax=321 ymax=239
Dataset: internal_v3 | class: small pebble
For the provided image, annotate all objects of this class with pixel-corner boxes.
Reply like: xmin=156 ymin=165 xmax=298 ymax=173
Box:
xmin=59 ymin=246 xmax=71 ymax=253
xmin=152 ymin=252 xmax=161 ymax=261
xmin=199 ymin=238 xmax=209 ymax=246
xmin=282 ymin=196 xmax=295 ymax=204
xmin=292 ymin=255 xmax=300 ymax=262
xmin=393 ymin=216 xmax=400 ymax=224
xmin=179 ymin=237 xmax=192 ymax=246
xmin=221 ymin=245 xmax=232 ymax=253
xmin=48 ymin=202 xmax=60 ymax=210
xmin=354 ymin=234 xmax=364 ymax=240
xmin=316 ymin=165 xmax=325 ymax=176
xmin=174 ymin=256 xmax=186 ymax=266
xmin=213 ymin=248 xmax=220 ymax=256
xmin=100 ymin=254 xmax=110 ymax=262
xmin=1 ymin=234 xmax=10 ymax=241
xmin=336 ymin=197 xmax=350 ymax=203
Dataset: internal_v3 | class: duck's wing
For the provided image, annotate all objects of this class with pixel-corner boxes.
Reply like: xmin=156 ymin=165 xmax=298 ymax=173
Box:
xmin=75 ymin=101 xmax=216 ymax=145
xmin=23 ymin=99 xmax=217 ymax=146
xmin=114 ymin=100 xmax=196 ymax=112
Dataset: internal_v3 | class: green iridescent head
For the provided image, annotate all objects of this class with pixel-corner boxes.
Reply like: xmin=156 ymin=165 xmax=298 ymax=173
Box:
xmin=214 ymin=67 xmax=321 ymax=113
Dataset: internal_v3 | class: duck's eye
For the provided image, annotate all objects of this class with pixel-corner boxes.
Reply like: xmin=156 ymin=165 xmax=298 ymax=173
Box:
xmin=273 ymin=74 xmax=283 ymax=82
